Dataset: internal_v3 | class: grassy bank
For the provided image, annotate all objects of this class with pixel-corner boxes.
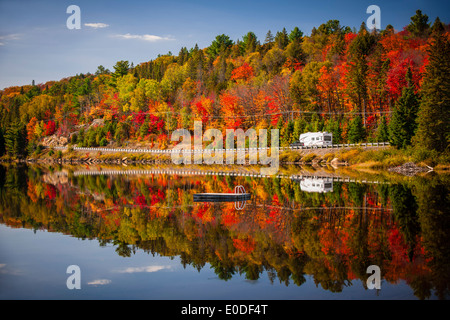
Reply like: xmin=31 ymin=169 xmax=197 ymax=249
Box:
xmin=337 ymin=146 xmax=450 ymax=170
xmin=3 ymin=144 xmax=449 ymax=172
xmin=279 ymin=145 xmax=449 ymax=170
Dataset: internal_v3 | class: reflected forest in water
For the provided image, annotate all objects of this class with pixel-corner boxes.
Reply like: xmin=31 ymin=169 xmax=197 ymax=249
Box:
xmin=0 ymin=164 xmax=449 ymax=299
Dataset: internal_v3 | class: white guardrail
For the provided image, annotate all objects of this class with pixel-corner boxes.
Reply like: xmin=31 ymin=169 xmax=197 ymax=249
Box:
xmin=66 ymin=169 xmax=390 ymax=185
xmin=51 ymin=142 xmax=390 ymax=154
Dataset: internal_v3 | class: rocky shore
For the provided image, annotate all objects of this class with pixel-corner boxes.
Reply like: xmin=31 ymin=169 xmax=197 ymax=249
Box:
xmin=388 ymin=162 xmax=432 ymax=176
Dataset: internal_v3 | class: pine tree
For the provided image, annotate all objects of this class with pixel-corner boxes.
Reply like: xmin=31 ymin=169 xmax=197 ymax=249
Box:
xmin=112 ymin=60 xmax=130 ymax=77
xmin=95 ymin=65 xmax=110 ymax=75
xmin=274 ymin=28 xmax=289 ymax=49
xmin=177 ymin=47 xmax=189 ymax=65
xmin=407 ymin=10 xmax=430 ymax=37
xmin=413 ymin=18 xmax=450 ymax=153
xmin=348 ymin=115 xmax=365 ymax=143
xmin=187 ymin=44 xmax=205 ymax=81
xmin=140 ymin=120 xmax=149 ymax=138
xmin=4 ymin=122 xmax=27 ymax=158
xmin=286 ymin=120 xmax=295 ymax=144
xmin=376 ymin=115 xmax=389 ymax=142
xmin=0 ymin=127 xmax=5 ymax=157
xmin=388 ymin=68 xmax=419 ymax=149
xmin=241 ymin=32 xmax=258 ymax=54
xmin=325 ymin=118 xmax=342 ymax=144
xmin=207 ymin=34 xmax=233 ymax=58
xmin=285 ymin=38 xmax=305 ymax=66
xmin=289 ymin=27 xmax=303 ymax=42
xmin=264 ymin=30 xmax=274 ymax=44
xmin=293 ymin=117 xmax=307 ymax=141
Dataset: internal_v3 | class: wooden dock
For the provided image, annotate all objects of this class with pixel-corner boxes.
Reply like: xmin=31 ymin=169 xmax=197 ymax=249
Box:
xmin=194 ymin=185 xmax=250 ymax=203
xmin=193 ymin=192 xmax=251 ymax=202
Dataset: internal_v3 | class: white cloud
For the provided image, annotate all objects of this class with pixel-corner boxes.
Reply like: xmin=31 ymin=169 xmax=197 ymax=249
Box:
xmin=84 ymin=23 xmax=109 ymax=29
xmin=87 ymin=279 xmax=112 ymax=286
xmin=0 ymin=263 xmax=21 ymax=275
xmin=0 ymin=34 xmax=21 ymax=40
xmin=0 ymin=34 xmax=21 ymax=45
xmin=114 ymin=265 xmax=170 ymax=273
xmin=114 ymin=33 xmax=174 ymax=42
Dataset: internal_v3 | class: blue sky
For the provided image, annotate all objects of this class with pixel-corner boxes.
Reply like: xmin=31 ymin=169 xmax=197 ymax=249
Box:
xmin=0 ymin=0 xmax=449 ymax=89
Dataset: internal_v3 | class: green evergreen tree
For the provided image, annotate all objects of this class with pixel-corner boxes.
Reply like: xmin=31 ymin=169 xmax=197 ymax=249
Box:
xmin=325 ymin=118 xmax=342 ymax=144
xmin=347 ymin=115 xmax=365 ymax=143
xmin=382 ymin=24 xmax=395 ymax=36
xmin=140 ymin=121 xmax=149 ymax=138
xmin=0 ymin=127 xmax=5 ymax=157
xmin=85 ymin=128 xmax=98 ymax=147
xmin=304 ymin=113 xmax=323 ymax=132
xmin=407 ymin=10 xmax=430 ymax=37
xmin=177 ymin=47 xmax=189 ymax=65
xmin=274 ymin=28 xmax=289 ymax=49
xmin=388 ymin=68 xmax=419 ymax=149
xmin=285 ymin=120 xmax=295 ymax=145
xmin=285 ymin=39 xmax=305 ymax=66
xmin=113 ymin=60 xmax=130 ymax=77
xmin=4 ymin=122 xmax=27 ymax=158
xmin=317 ymin=20 xmax=344 ymax=35
xmin=264 ymin=30 xmax=274 ymax=44
xmin=99 ymin=137 xmax=108 ymax=146
xmin=376 ymin=115 xmax=389 ymax=142
xmin=207 ymin=34 xmax=233 ymax=59
xmin=187 ymin=44 xmax=205 ymax=81
xmin=413 ymin=18 xmax=450 ymax=153
xmin=95 ymin=65 xmax=110 ymax=75
xmin=240 ymin=32 xmax=259 ymax=54
xmin=114 ymin=122 xmax=130 ymax=143
xmin=293 ymin=117 xmax=307 ymax=141
xmin=289 ymin=27 xmax=303 ymax=42
xmin=389 ymin=183 xmax=419 ymax=262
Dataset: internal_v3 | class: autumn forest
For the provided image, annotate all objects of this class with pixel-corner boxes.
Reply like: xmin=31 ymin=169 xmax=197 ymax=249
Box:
xmin=0 ymin=10 xmax=449 ymax=164
xmin=1 ymin=6 xmax=450 ymax=301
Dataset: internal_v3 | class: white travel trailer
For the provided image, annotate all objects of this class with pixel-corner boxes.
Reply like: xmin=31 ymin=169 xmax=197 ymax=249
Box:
xmin=300 ymin=178 xmax=333 ymax=193
xmin=299 ymin=132 xmax=333 ymax=147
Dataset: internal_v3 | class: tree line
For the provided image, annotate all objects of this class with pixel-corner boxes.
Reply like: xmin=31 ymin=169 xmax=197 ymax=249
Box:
xmin=0 ymin=10 xmax=448 ymax=160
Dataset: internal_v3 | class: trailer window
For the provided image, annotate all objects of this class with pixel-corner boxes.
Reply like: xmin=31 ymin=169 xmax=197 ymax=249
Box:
xmin=324 ymin=136 xmax=331 ymax=141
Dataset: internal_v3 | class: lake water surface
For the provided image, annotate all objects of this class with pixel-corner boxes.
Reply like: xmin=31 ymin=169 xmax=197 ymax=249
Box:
xmin=0 ymin=164 xmax=448 ymax=300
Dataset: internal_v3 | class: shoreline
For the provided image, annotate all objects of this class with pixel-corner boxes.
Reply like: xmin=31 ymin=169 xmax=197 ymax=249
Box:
xmin=2 ymin=147 xmax=448 ymax=177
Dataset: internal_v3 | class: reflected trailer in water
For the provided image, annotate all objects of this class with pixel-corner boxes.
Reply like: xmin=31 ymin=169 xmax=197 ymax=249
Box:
xmin=300 ymin=178 xmax=333 ymax=193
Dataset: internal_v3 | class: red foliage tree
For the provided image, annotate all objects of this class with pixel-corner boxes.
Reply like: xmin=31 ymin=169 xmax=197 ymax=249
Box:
xmin=220 ymin=93 xmax=243 ymax=130
xmin=230 ymin=63 xmax=254 ymax=83
xmin=44 ymin=120 xmax=56 ymax=136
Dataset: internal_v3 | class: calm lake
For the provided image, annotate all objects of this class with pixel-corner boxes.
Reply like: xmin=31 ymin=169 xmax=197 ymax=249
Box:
xmin=0 ymin=163 xmax=448 ymax=300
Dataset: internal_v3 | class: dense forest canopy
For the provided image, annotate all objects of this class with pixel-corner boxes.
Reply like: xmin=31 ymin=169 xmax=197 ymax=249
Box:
xmin=0 ymin=10 xmax=449 ymax=160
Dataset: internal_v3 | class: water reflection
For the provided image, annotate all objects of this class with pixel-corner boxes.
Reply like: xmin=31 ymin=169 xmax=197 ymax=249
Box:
xmin=0 ymin=164 xmax=448 ymax=299
xmin=299 ymin=178 xmax=333 ymax=193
